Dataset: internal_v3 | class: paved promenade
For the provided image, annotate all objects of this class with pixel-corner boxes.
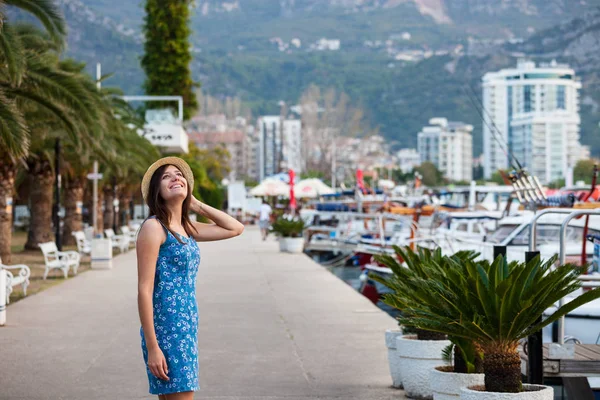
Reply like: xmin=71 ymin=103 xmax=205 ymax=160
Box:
xmin=0 ymin=226 xmax=404 ymax=399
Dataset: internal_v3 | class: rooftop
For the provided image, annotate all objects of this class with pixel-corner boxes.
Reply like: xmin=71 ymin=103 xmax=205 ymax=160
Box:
xmin=189 ymin=130 xmax=245 ymax=144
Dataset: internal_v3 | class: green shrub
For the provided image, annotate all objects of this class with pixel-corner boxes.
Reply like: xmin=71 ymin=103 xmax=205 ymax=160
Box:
xmin=270 ymin=217 xmax=305 ymax=238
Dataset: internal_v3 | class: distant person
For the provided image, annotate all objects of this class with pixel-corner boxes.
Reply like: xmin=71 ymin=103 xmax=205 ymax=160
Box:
xmin=259 ymin=199 xmax=272 ymax=240
xmin=136 ymin=157 xmax=244 ymax=399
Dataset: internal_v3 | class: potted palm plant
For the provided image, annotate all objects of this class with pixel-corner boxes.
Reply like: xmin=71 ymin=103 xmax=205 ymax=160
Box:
xmin=270 ymin=216 xmax=305 ymax=253
xmin=391 ymin=252 xmax=600 ymax=399
xmin=373 ymin=247 xmax=472 ymax=399
xmin=375 ymin=247 xmax=486 ymax=399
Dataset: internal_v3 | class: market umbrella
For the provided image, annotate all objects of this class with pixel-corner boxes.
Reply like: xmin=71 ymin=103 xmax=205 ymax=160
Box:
xmin=249 ymin=178 xmax=290 ymax=197
xmin=378 ymin=179 xmax=395 ymax=189
xmin=294 ymin=178 xmax=335 ymax=198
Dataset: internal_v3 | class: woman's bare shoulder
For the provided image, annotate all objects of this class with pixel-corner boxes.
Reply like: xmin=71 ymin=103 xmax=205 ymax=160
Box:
xmin=137 ymin=218 xmax=166 ymax=244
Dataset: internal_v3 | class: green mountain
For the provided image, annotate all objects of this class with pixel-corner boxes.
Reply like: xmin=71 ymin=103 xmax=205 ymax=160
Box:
xmin=11 ymin=0 xmax=600 ymax=156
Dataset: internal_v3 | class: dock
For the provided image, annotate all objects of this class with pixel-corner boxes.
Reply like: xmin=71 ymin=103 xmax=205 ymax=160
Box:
xmin=0 ymin=226 xmax=404 ymax=399
xmin=521 ymin=344 xmax=600 ymax=377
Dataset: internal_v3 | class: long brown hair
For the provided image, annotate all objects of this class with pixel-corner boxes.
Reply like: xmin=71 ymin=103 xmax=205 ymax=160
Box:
xmin=146 ymin=164 xmax=198 ymax=243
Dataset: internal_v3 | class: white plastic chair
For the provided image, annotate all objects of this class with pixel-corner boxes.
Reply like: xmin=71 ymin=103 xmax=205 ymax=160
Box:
xmin=39 ymin=242 xmax=80 ymax=279
xmin=0 ymin=256 xmax=30 ymax=303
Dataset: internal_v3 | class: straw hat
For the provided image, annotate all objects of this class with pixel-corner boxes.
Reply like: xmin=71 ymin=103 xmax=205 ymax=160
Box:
xmin=141 ymin=157 xmax=194 ymax=201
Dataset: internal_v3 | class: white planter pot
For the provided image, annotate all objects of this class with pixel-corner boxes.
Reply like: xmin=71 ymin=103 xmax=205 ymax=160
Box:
xmin=385 ymin=330 xmax=404 ymax=388
xmin=430 ymin=366 xmax=484 ymax=400
xmin=280 ymin=237 xmax=304 ymax=253
xmin=278 ymin=238 xmax=288 ymax=252
xmin=397 ymin=335 xmax=451 ymax=400
xmin=460 ymin=384 xmax=553 ymax=400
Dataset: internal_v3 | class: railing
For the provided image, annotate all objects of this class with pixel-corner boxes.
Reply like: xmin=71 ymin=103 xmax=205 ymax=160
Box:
xmin=304 ymin=211 xmax=422 ymax=248
xmin=528 ymin=208 xmax=577 ymax=252
xmin=525 ymin=208 xmax=600 ymax=344
xmin=556 ymin=210 xmax=600 ymax=344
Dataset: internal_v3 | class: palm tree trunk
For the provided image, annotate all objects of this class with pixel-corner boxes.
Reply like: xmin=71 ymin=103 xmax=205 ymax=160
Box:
xmin=120 ymin=190 xmax=131 ymax=226
xmin=25 ymin=158 xmax=54 ymax=250
xmin=63 ymin=176 xmax=85 ymax=245
xmin=103 ymin=186 xmax=114 ymax=230
xmin=483 ymin=347 xmax=522 ymax=393
xmin=0 ymin=158 xmax=16 ymax=263
xmin=454 ymin=345 xmax=468 ymax=374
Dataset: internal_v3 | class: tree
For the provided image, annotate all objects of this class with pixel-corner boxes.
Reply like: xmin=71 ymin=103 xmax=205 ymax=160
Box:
xmin=62 ymin=95 xmax=160 ymax=243
xmin=414 ymin=162 xmax=443 ymax=187
xmin=389 ymin=168 xmax=413 ymax=184
xmin=573 ymin=159 xmax=598 ymax=184
xmin=299 ymin=85 xmax=366 ymax=178
xmin=178 ymin=142 xmax=229 ymax=209
xmin=0 ymin=1 xmax=70 ymax=261
xmin=142 ymin=0 xmax=198 ymax=119
xmin=21 ymin=53 xmax=114 ymax=250
xmin=490 ymin=170 xmax=508 ymax=185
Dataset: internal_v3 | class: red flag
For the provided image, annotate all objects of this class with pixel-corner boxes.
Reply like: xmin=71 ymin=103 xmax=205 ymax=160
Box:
xmin=289 ymin=169 xmax=297 ymax=210
xmin=356 ymin=169 xmax=365 ymax=193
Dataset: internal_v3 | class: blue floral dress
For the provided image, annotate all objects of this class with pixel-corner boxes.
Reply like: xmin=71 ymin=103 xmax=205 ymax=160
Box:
xmin=141 ymin=217 xmax=201 ymax=395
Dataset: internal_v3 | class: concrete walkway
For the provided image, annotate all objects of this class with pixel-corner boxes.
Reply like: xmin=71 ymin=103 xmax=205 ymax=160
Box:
xmin=0 ymin=226 xmax=405 ymax=399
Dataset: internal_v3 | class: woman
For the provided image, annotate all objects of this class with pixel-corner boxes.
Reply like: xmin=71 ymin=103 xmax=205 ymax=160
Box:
xmin=137 ymin=157 xmax=244 ymax=399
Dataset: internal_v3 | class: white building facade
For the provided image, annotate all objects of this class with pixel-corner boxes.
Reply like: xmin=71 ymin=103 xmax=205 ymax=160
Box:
xmin=417 ymin=118 xmax=473 ymax=182
xmin=396 ymin=148 xmax=421 ymax=173
xmin=482 ymin=60 xmax=583 ymax=183
xmin=257 ymin=116 xmax=303 ymax=180
xmin=282 ymin=119 xmax=303 ymax=174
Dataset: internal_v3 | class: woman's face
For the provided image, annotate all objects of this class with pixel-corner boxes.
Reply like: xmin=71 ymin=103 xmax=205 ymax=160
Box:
xmin=158 ymin=165 xmax=188 ymax=202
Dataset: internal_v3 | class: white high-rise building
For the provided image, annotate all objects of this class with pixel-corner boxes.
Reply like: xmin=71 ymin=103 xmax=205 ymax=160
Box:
xmin=258 ymin=116 xmax=281 ymax=181
xmin=482 ymin=60 xmax=583 ymax=183
xmin=257 ymin=116 xmax=302 ymax=180
xmin=417 ymin=118 xmax=473 ymax=182
xmin=282 ymin=119 xmax=303 ymax=173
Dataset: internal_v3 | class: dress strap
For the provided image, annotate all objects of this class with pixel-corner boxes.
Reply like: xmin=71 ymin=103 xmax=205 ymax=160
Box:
xmin=142 ymin=216 xmax=188 ymax=244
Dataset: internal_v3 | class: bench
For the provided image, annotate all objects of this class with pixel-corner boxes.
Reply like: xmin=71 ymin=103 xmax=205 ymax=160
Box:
xmin=104 ymin=229 xmax=130 ymax=253
xmin=72 ymin=231 xmax=92 ymax=255
xmin=39 ymin=242 xmax=81 ymax=279
xmin=120 ymin=226 xmax=138 ymax=246
xmin=0 ymin=257 xmax=30 ymax=304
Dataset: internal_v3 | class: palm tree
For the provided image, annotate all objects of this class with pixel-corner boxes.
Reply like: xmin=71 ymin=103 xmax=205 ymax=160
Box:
xmin=0 ymin=0 xmax=66 ymax=261
xmin=377 ymin=248 xmax=600 ymax=393
xmin=22 ymin=52 xmax=112 ymax=249
xmin=61 ymin=94 xmax=160 ymax=241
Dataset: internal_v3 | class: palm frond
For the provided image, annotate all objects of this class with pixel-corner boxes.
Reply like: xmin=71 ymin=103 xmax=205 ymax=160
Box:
xmin=0 ymin=22 xmax=26 ymax=84
xmin=0 ymin=88 xmax=29 ymax=158
xmin=5 ymin=0 xmax=66 ymax=46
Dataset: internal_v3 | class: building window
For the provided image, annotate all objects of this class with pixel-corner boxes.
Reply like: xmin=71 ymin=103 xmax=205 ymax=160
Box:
xmin=524 ymin=85 xmax=532 ymax=113
xmin=557 ymin=85 xmax=566 ymax=110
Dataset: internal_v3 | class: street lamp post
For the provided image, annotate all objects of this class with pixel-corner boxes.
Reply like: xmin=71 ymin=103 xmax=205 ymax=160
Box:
xmin=54 ymin=138 xmax=62 ymax=250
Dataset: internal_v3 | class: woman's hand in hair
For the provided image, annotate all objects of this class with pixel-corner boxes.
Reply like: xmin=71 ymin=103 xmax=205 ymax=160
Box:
xmin=190 ymin=195 xmax=208 ymax=217
xmin=189 ymin=196 xmax=244 ymax=241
